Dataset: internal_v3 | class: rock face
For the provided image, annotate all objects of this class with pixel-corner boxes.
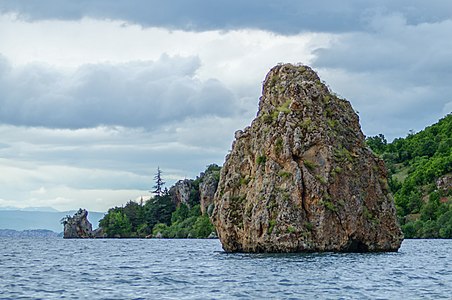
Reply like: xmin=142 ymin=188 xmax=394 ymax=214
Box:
xmin=437 ymin=173 xmax=452 ymax=194
xmin=212 ymin=64 xmax=403 ymax=253
xmin=62 ymin=209 xmax=94 ymax=238
xmin=199 ymin=168 xmax=221 ymax=215
xmin=169 ymin=179 xmax=194 ymax=207
xmin=169 ymin=165 xmax=221 ymax=213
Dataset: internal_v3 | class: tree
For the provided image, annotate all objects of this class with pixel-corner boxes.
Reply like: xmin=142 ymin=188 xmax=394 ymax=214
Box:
xmin=144 ymin=194 xmax=175 ymax=229
xmin=152 ymin=167 xmax=166 ymax=196
xmin=190 ymin=214 xmax=215 ymax=238
xmin=171 ymin=203 xmax=189 ymax=224
xmin=122 ymin=200 xmax=145 ymax=232
xmin=99 ymin=208 xmax=133 ymax=237
xmin=366 ymin=134 xmax=387 ymax=155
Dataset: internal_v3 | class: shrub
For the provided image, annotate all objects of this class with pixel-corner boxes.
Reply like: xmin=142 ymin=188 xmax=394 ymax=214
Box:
xmin=278 ymin=171 xmax=292 ymax=179
xmin=303 ymin=159 xmax=317 ymax=171
xmin=275 ymin=138 xmax=283 ymax=155
xmin=256 ymin=155 xmax=267 ymax=165
xmin=287 ymin=226 xmax=296 ymax=233
xmin=268 ymin=219 xmax=277 ymax=234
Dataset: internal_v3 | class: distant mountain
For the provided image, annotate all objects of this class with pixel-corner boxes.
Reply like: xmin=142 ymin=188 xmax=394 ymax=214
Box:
xmin=20 ymin=206 xmax=60 ymax=212
xmin=0 ymin=206 xmax=60 ymax=212
xmin=0 ymin=210 xmax=105 ymax=232
xmin=0 ymin=229 xmax=61 ymax=238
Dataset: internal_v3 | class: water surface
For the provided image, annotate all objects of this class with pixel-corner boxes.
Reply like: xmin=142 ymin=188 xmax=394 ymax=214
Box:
xmin=1 ymin=238 xmax=450 ymax=299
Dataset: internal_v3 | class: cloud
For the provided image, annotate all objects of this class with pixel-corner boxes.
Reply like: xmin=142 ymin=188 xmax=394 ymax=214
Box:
xmin=31 ymin=187 xmax=47 ymax=195
xmin=314 ymin=15 xmax=452 ymax=76
xmin=0 ymin=54 xmax=239 ymax=129
xmin=313 ymin=14 xmax=452 ymax=139
xmin=0 ymin=186 xmax=147 ymax=212
xmin=2 ymin=0 xmax=452 ymax=34
xmin=0 ymin=15 xmax=327 ymax=132
xmin=1 ymin=2 xmax=451 ymax=212
xmin=0 ymin=122 xmax=237 ymax=178
xmin=0 ymin=16 xmax=330 ymax=211
xmin=0 ymin=119 xmax=243 ymax=211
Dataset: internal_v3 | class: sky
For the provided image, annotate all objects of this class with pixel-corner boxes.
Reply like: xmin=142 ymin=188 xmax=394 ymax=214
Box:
xmin=0 ymin=1 xmax=451 ymax=212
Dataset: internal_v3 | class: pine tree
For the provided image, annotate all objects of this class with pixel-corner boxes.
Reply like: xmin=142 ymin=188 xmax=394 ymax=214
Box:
xmin=152 ymin=167 xmax=165 ymax=196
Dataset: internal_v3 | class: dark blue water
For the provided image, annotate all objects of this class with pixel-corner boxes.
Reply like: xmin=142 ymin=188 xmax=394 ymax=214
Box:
xmin=0 ymin=238 xmax=450 ymax=299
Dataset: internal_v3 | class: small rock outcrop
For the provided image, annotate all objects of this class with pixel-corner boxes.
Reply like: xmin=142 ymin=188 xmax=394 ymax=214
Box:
xmin=169 ymin=179 xmax=194 ymax=207
xmin=169 ymin=165 xmax=221 ymax=213
xmin=92 ymin=227 xmax=106 ymax=238
xmin=212 ymin=64 xmax=403 ymax=252
xmin=437 ymin=173 xmax=452 ymax=194
xmin=62 ymin=209 xmax=94 ymax=238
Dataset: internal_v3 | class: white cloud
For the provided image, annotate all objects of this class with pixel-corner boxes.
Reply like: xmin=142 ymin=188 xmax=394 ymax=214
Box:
xmin=0 ymin=155 xmax=151 ymax=211
xmin=0 ymin=14 xmax=329 ymax=84
xmin=0 ymin=14 xmax=332 ymax=211
xmin=0 ymin=15 xmax=330 ymax=131
xmin=0 ymin=53 xmax=242 ymax=129
xmin=1 ymin=187 xmax=147 ymax=212
xmin=31 ymin=187 xmax=47 ymax=195
xmin=0 ymin=120 xmax=241 ymax=211
xmin=0 ymin=8 xmax=451 ymax=213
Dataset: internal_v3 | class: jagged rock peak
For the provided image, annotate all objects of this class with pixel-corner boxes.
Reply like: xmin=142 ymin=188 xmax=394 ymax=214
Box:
xmin=62 ymin=208 xmax=104 ymax=238
xmin=62 ymin=208 xmax=94 ymax=238
xmin=212 ymin=63 xmax=403 ymax=253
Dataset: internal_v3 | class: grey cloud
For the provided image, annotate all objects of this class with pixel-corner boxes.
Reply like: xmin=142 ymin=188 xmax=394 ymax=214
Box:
xmin=1 ymin=0 xmax=451 ymax=34
xmin=0 ymin=54 xmax=239 ymax=129
xmin=314 ymin=16 xmax=452 ymax=76
xmin=0 ymin=120 xmax=236 ymax=191
xmin=312 ymin=14 xmax=452 ymax=140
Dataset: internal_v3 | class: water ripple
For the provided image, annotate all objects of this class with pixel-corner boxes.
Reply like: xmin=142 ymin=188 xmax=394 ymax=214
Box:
xmin=0 ymin=238 xmax=451 ymax=299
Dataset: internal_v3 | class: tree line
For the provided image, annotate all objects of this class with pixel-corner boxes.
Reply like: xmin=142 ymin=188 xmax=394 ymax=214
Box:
xmin=98 ymin=165 xmax=219 ymax=238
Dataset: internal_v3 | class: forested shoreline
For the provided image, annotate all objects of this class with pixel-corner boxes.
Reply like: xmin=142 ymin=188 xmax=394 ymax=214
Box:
xmin=98 ymin=165 xmax=220 ymax=238
xmin=366 ymin=114 xmax=452 ymax=238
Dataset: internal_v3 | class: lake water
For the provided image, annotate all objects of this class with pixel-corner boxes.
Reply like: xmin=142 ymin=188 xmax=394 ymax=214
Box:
xmin=0 ymin=238 xmax=450 ymax=299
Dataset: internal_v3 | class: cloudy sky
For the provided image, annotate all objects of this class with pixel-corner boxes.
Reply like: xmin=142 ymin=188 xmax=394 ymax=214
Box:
xmin=0 ymin=1 xmax=451 ymax=212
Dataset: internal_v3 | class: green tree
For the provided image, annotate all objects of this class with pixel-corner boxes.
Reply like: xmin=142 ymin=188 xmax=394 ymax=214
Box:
xmin=438 ymin=210 xmax=452 ymax=238
xmin=377 ymin=114 xmax=452 ymax=238
xmin=190 ymin=214 xmax=215 ymax=238
xmin=152 ymin=167 xmax=166 ymax=196
xmin=171 ymin=203 xmax=189 ymax=224
xmin=366 ymin=134 xmax=387 ymax=155
xmin=144 ymin=194 xmax=175 ymax=229
xmin=99 ymin=163 xmax=221 ymax=239
xmin=99 ymin=209 xmax=133 ymax=237
xmin=137 ymin=223 xmax=151 ymax=237
xmin=122 ymin=200 xmax=145 ymax=232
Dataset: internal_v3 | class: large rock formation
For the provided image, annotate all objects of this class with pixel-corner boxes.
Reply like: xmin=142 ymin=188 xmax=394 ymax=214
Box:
xmin=62 ymin=208 xmax=94 ymax=238
xmin=212 ymin=64 xmax=403 ymax=252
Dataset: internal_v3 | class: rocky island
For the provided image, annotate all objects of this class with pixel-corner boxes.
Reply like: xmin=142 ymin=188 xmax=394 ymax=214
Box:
xmin=62 ymin=208 xmax=104 ymax=238
xmin=212 ymin=64 xmax=404 ymax=252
